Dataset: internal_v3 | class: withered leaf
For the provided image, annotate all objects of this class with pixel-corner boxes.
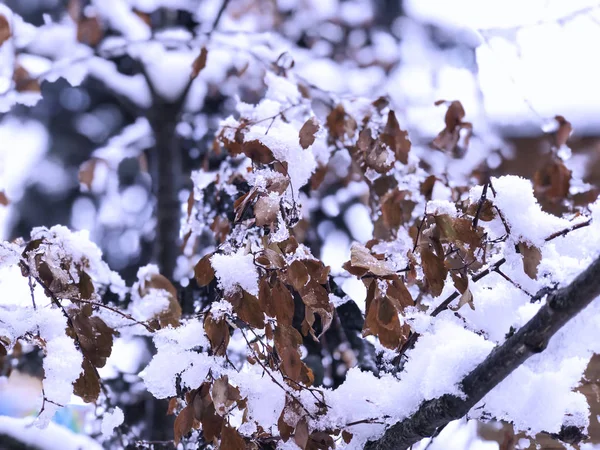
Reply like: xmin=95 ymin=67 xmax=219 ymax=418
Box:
xmin=0 ymin=191 xmax=9 ymax=206
xmin=380 ymin=110 xmax=411 ymax=165
xmin=73 ymin=358 xmax=100 ymax=403
xmin=141 ymin=274 xmax=181 ymax=328
xmin=303 ymin=259 xmax=330 ymax=285
xmin=421 ymin=246 xmax=447 ymax=297
xmin=167 ymin=397 xmax=178 ymax=415
xmin=242 ymin=140 xmax=275 ymax=164
xmin=307 ymin=431 xmax=335 ymax=450
xmin=294 ymin=418 xmax=309 ymax=450
xmin=326 ymin=104 xmax=356 ymax=140
xmin=201 ymin=402 xmax=223 ymax=442
xmin=69 ymin=310 xmax=113 ymax=368
xmin=554 ymin=115 xmax=572 ymax=148
xmin=212 ymin=375 xmax=241 ymax=416
xmin=342 ymin=430 xmax=353 ymax=444
xmin=348 ymin=243 xmax=396 ymax=277
xmin=534 ymin=158 xmax=571 ymax=201
xmin=174 ymin=405 xmax=194 ymax=445
xmin=277 ymin=404 xmax=295 ymax=442
xmin=254 ymin=195 xmax=280 ymax=227
xmin=230 ymin=290 xmax=265 ymax=329
xmin=274 ymin=325 xmax=303 ymax=381
xmin=78 ymin=158 xmax=102 ymax=190
xmin=190 ymin=46 xmax=208 ymax=79
xmin=272 ymin=279 xmax=294 ymax=326
xmin=204 ymin=313 xmax=230 ymax=355
xmin=452 ymin=288 xmax=474 ymax=311
xmin=13 ymin=65 xmax=40 ymax=93
xmin=0 ymin=15 xmax=11 ymax=46
xmin=77 ymin=16 xmax=103 ymax=47
xmin=287 ymin=260 xmax=309 ymax=290
xmin=518 ymin=242 xmax=542 ymax=280
xmin=195 ymin=253 xmax=215 ymax=287
xmin=78 ymin=270 xmax=94 ymax=300
xmin=220 ymin=423 xmax=246 ymax=450
xmin=299 ymin=117 xmax=319 ymax=149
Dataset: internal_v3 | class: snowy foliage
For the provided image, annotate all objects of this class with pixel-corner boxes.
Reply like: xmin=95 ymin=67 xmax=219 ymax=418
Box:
xmin=0 ymin=1 xmax=599 ymax=450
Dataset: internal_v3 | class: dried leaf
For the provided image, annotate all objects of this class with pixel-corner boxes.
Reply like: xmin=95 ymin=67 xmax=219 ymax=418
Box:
xmin=69 ymin=310 xmax=113 ymax=368
xmin=174 ymin=405 xmax=194 ymax=445
xmin=141 ymin=274 xmax=182 ymax=328
xmin=191 ymin=47 xmax=208 ymax=79
xmin=287 ymin=260 xmax=309 ymax=290
xmin=299 ymin=117 xmax=319 ymax=149
xmin=204 ymin=313 xmax=230 ymax=355
xmin=0 ymin=14 xmax=11 ymax=46
xmin=212 ymin=375 xmax=241 ymax=416
xmin=13 ymin=65 xmax=40 ymax=93
xmin=518 ymin=242 xmax=542 ymax=279
xmin=452 ymin=288 xmax=474 ymax=311
xmin=342 ymin=430 xmax=353 ymax=444
xmin=272 ymin=280 xmax=294 ymax=326
xmin=295 ymin=418 xmax=309 ymax=449
xmin=73 ymin=358 xmax=100 ymax=403
xmin=274 ymin=325 xmax=303 ymax=382
xmin=221 ymin=423 xmax=246 ymax=450
xmin=421 ymin=246 xmax=447 ymax=297
xmin=167 ymin=397 xmax=178 ymax=415
xmin=255 ymin=195 xmax=280 ymax=227
xmin=554 ymin=115 xmax=572 ymax=148
xmin=78 ymin=158 xmax=102 ymax=190
xmin=242 ymin=140 xmax=275 ymax=164
xmin=534 ymin=158 xmax=571 ymax=201
xmin=0 ymin=191 xmax=9 ymax=206
xmin=380 ymin=110 xmax=411 ymax=164
xmin=348 ymin=243 xmax=396 ymax=277
xmin=77 ymin=16 xmax=103 ymax=47
xmin=326 ymin=104 xmax=356 ymax=140
xmin=195 ymin=253 xmax=215 ymax=287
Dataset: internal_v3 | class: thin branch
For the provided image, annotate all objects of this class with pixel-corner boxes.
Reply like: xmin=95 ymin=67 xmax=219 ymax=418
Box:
xmin=366 ymin=253 xmax=600 ymax=450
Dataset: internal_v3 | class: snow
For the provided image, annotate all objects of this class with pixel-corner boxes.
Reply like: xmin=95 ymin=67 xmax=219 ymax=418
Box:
xmin=211 ymin=249 xmax=259 ymax=296
xmin=100 ymin=407 xmax=124 ymax=437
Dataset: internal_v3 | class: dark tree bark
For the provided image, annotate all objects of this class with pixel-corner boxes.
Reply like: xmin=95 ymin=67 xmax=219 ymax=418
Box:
xmin=366 ymin=254 xmax=600 ymax=450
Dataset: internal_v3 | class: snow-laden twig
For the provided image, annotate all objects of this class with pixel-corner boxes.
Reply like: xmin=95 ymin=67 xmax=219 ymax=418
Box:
xmin=365 ymin=252 xmax=600 ymax=450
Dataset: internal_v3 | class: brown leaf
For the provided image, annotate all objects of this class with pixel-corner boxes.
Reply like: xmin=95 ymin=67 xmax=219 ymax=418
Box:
xmin=452 ymin=288 xmax=475 ymax=311
xmin=195 ymin=253 xmax=215 ymax=287
xmin=443 ymin=101 xmax=466 ymax=131
xmin=242 ymin=140 xmax=275 ymax=164
xmin=518 ymin=242 xmax=542 ymax=279
xmin=230 ymin=290 xmax=265 ymax=329
xmin=78 ymin=158 xmax=100 ymax=190
xmin=342 ymin=430 xmax=353 ymax=444
xmin=204 ymin=313 xmax=230 ymax=355
xmin=0 ymin=191 xmax=9 ymax=206
xmin=174 ymin=405 xmax=194 ymax=445
xmin=272 ymin=280 xmax=294 ymax=326
xmin=554 ymin=115 xmax=572 ymax=148
xmin=299 ymin=117 xmax=319 ymax=149
xmin=220 ymin=423 xmax=246 ymax=450
xmin=348 ymin=243 xmax=396 ymax=277
xmin=133 ymin=8 xmax=152 ymax=26
xmin=380 ymin=110 xmax=411 ymax=164
xmin=254 ymin=195 xmax=280 ymax=227
xmin=534 ymin=158 xmax=571 ymax=201
xmin=191 ymin=47 xmax=208 ymax=79
xmin=277 ymin=403 xmax=295 ymax=442
xmin=0 ymin=14 xmax=11 ymax=46
xmin=69 ymin=310 xmax=113 ymax=368
xmin=287 ymin=260 xmax=309 ymax=290
xmin=73 ymin=358 xmax=100 ymax=403
xmin=141 ymin=274 xmax=182 ymax=328
xmin=13 ymin=65 xmax=40 ymax=93
xmin=77 ymin=16 xmax=103 ymax=47
xmin=307 ymin=431 xmax=335 ymax=450
xmin=326 ymin=104 xmax=356 ymax=140
xmin=274 ymin=325 xmax=303 ymax=381
xmin=294 ymin=418 xmax=310 ymax=449
xmin=303 ymin=259 xmax=330 ymax=285
xmin=167 ymin=397 xmax=178 ymax=415
xmin=421 ymin=246 xmax=447 ymax=297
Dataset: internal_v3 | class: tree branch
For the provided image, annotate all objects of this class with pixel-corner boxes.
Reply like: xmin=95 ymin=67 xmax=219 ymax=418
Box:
xmin=366 ymin=253 xmax=600 ymax=450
